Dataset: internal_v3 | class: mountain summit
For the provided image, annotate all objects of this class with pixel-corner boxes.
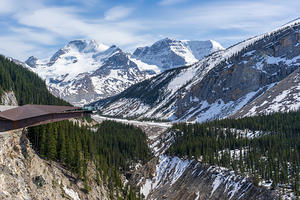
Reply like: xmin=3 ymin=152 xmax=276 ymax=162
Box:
xmin=25 ymin=38 xmax=223 ymax=106
xmin=132 ymin=38 xmax=224 ymax=71
xmin=25 ymin=40 xmax=146 ymax=106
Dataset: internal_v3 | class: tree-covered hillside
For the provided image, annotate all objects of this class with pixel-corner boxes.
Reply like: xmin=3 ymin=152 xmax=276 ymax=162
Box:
xmin=0 ymin=55 xmax=69 ymax=106
xmin=27 ymin=120 xmax=152 ymax=199
xmin=167 ymin=111 xmax=300 ymax=196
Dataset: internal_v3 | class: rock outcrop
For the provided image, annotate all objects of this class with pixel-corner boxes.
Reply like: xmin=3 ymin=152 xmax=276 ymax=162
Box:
xmin=0 ymin=129 xmax=109 ymax=200
xmin=1 ymin=91 xmax=18 ymax=106
xmin=233 ymin=67 xmax=300 ymax=117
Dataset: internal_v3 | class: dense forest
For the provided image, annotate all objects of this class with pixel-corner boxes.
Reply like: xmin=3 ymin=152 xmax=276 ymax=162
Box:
xmin=27 ymin=120 xmax=152 ymax=199
xmin=167 ymin=111 xmax=300 ymax=196
xmin=0 ymin=55 xmax=69 ymax=106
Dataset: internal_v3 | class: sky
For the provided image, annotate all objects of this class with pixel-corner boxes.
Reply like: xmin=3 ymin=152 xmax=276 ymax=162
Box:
xmin=0 ymin=0 xmax=299 ymax=61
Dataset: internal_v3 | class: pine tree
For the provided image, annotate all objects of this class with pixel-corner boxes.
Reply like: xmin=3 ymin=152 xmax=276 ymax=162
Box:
xmin=47 ymin=126 xmax=57 ymax=160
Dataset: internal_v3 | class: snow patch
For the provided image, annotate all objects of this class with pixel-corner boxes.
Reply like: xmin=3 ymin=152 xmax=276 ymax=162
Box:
xmin=141 ymin=179 xmax=152 ymax=198
xmin=168 ymin=65 xmax=198 ymax=94
xmin=152 ymin=155 xmax=191 ymax=189
xmin=63 ymin=186 xmax=80 ymax=200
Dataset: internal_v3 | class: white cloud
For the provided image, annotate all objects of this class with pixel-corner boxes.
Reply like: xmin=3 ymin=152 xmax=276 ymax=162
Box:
xmin=0 ymin=36 xmax=49 ymax=60
xmin=144 ymin=0 xmax=300 ymax=46
xmin=10 ymin=27 xmax=57 ymax=45
xmin=14 ymin=7 xmax=145 ymax=44
xmin=159 ymin=0 xmax=187 ymax=6
xmin=0 ymin=0 xmax=45 ymax=14
xmin=0 ymin=0 xmax=15 ymax=14
xmin=104 ymin=6 xmax=134 ymax=21
xmin=7 ymin=5 xmax=155 ymax=59
xmin=0 ymin=0 xmax=299 ymax=60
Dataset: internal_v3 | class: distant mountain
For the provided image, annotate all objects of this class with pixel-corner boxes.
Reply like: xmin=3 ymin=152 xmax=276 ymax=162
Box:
xmin=131 ymin=38 xmax=224 ymax=71
xmin=0 ymin=55 xmax=69 ymax=106
xmin=26 ymin=39 xmax=223 ymax=106
xmin=91 ymin=19 xmax=300 ymax=122
xmin=25 ymin=40 xmax=150 ymax=106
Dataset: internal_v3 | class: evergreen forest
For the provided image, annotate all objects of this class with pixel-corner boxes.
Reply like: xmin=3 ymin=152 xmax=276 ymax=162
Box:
xmin=167 ymin=110 xmax=300 ymax=196
xmin=27 ymin=120 xmax=152 ymax=199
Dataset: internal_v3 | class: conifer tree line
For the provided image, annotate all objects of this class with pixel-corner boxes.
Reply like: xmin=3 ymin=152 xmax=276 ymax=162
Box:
xmin=167 ymin=110 xmax=300 ymax=195
xmin=0 ymin=55 xmax=69 ymax=106
xmin=27 ymin=120 xmax=151 ymax=199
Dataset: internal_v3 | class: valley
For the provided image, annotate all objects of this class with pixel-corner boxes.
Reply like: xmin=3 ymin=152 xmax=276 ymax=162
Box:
xmin=91 ymin=114 xmax=171 ymax=138
xmin=0 ymin=3 xmax=299 ymax=199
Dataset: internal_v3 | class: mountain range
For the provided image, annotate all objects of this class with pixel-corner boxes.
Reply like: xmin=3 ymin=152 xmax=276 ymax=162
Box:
xmin=1 ymin=18 xmax=300 ymax=200
xmin=91 ymin=19 xmax=300 ymax=122
xmin=25 ymin=38 xmax=223 ymax=106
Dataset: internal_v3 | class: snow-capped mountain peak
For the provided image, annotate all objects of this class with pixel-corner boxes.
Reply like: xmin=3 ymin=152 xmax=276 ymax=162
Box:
xmin=32 ymin=42 xmax=119 ymax=81
xmin=65 ymin=39 xmax=109 ymax=53
xmin=25 ymin=39 xmax=151 ymax=106
xmin=48 ymin=39 xmax=110 ymax=64
xmin=132 ymin=38 xmax=224 ymax=71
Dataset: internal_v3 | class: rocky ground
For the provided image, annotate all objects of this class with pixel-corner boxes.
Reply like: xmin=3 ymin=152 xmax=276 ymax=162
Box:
xmin=1 ymin=91 xmax=18 ymax=106
xmin=0 ymin=129 xmax=109 ymax=200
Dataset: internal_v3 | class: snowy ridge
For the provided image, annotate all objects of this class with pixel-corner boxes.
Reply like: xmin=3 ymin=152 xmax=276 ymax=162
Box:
xmin=177 ymin=83 xmax=276 ymax=122
xmin=220 ymin=18 xmax=300 ymax=62
xmin=98 ymin=63 xmax=201 ymax=119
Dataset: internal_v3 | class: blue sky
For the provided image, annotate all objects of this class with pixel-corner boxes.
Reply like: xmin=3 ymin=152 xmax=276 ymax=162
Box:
xmin=0 ymin=0 xmax=299 ymax=60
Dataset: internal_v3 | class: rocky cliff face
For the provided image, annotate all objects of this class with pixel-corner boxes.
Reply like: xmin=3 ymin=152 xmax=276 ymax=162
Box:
xmin=174 ymin=22 xmax=300 ymax=121
xmin=92 ymin=19 xmax=300 ymax=122
xmin=1 ymin=91 xmax=18 ymax=106
xmin=233 ymin=67 xmax=300 ymax=118
xmin=0 ymin=129 xmax=109 ymax=200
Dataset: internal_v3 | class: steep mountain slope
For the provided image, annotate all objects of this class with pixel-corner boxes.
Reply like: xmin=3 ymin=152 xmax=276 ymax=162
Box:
xmin=233 ymin=67 xmax=300 ymax=117
xmin=0 ymin=55 xmax=69 ymax=106
xmin=26 ymin=39 xmax=223 ymax=106
xmin=92 ymin=19 xmax=300 ymax=122
xmin=131 ymin=38 xmax=224 ymax=71
xmin=134 ymin=156 xmax=278 ymax=200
